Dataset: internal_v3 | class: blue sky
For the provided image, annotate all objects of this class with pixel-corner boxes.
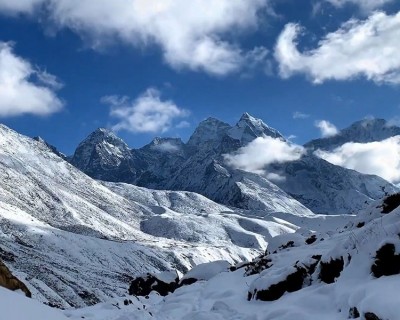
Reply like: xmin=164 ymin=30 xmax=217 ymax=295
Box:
xmin=0 ymin=0 xmax=400 ymax=155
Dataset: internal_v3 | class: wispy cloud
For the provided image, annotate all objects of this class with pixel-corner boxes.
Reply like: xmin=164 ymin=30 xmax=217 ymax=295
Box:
xmin=293 ymin=111 xmax=310 ymax=119
xmin=324 ymin=0 xmax=395 ymax=12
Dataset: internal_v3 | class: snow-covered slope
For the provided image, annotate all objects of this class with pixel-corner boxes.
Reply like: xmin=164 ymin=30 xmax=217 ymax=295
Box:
xmin=0 ymin=124 xmax=326 ymax=308
xmin=66 ymin=194 xmax=400 ymax=320
xmin=69 ymin=114 xmax=397 ymax=215
xmin=305 ymin=118 xmax=400 ymax=151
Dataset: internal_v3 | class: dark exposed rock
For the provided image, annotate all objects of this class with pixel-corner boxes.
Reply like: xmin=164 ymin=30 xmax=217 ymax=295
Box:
xmin=250 ymin=265 xmax=308 ymax=301
xmin=179 ymin=278 xmax=198 ymax=286
xmin=123 ymin=299 xmax=133 ymax=306
xmin=364 ymin=312 xmax=382 ymax=320
xmin=381 ymin=193 xmax=400 ymax=214
xmin=78 ymin=290 xmax=101 ymax=305
xmin=319 ymin=256 xmax=344 ymax=284
xmin=229 ymin=261 xmax=252 ymax=272
xmin=349 ymin=307 xmax=360 ymax=318
xmin=277 ymin=241 xmax=295 ymax=251
xmin=0 ymin=260 xmax=31 ymax=297
xmin=371 ymin=243 xmax=400 ymax=278
xmin=129 ymin=271 xmax=179 ymax=297
xmin=308 ymin=255 xmax=322 ymax=276
xmin=244 ymin=255 xmax=272 ymax=276
xmin=306 ymin=235 xmax=317 ymax=244
xmin=0 ymin=247 xmax=15 ymax=262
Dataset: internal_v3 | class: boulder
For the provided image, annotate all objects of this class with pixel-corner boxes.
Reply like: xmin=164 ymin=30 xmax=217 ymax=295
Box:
xmin=381 ymin=193 xmax=400 ymax=214
xmin=371 ymin=243 xmax=400 ymax=278
xmin=129 ymin=270 xmax=179 ymax=297
xmin=248 ymin=264 xmax=308 ymax=301
xmin=0 ymin=260 xmax=31 ymax=298
xmin=319 ymin=256 xmax=344 ymax=284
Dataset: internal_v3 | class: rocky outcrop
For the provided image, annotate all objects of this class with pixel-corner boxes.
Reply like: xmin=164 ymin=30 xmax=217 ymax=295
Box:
xmin=381 ymin=193 xmax=400 ymax=214
xmin=319 ymin=256 xmax=344 ymax=284
xmin=129 ymin=271 xmax=179 ymax=297
xmin=371 ymin=243 xmax=400 ymax=278
xmin=0 ymin=260 xmax=31 ymax=297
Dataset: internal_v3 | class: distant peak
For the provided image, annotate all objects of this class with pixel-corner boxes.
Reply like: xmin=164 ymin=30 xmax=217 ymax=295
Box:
xmin=201 ymin=117 xmax=228 ymax=126
xmin=33 ymin=136 xmax=46 ymax=144
xmin=229 ymin=113 xmax=283 ymax=143
xmin=239 ymin=112 xmax=253 ymax=120
xmin=77 ymin=127 xmax=128 ymax=149
xmin=93 ymin=127 xmax=113 ymax=135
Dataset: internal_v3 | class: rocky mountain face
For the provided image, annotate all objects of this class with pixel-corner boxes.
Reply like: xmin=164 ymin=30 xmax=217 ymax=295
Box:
xmin=69 ymin=114 xmax=398 ymax=215
xmin=305 ymin=118 xmax=400 ymax=151
xmin=268 ymin=154 xmax=394 ymax=214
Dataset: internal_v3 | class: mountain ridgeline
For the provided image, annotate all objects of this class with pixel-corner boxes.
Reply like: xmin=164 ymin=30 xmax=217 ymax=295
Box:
xmin=69 ymin=114 xmax=398 ymax=215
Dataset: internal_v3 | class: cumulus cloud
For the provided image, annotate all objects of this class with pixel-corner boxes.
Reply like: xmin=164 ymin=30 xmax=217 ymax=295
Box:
xmin=102 ymin=88 xmax=189 ymax=134
xmin=325 ymin=0 xmax=394 ymax=12
xmin=315 ymin=120 xmax=339 ymax=137
xmin=275 ymin=12 xmax=400 ymax=84
xmin=315 ymin=136 xmax=400 ymax=182
xmin=293 ymin=111 xmax=310 ymax=119
xmin=0 ymin=0 xmax=270 ymax=76
xmin=0 ymin=42 xmax=63 ymax=117
xmin=224 ymin=136 xmax=305 ymax=175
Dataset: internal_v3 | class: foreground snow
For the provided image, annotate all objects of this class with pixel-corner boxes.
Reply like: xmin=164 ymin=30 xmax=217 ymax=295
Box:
xmin=64 ymin=197 xmax=400 ymax=319
xmin=0 ymin=287 xmax=68 ymax=320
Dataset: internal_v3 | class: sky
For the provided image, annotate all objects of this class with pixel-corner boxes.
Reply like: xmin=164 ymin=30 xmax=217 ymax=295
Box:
xmin=0 ymin=0 xmax=400 ymax=156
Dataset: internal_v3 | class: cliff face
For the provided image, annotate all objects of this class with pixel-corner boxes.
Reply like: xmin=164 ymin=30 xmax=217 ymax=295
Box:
xmin=0 ymin=260 xmax=31 ymax=298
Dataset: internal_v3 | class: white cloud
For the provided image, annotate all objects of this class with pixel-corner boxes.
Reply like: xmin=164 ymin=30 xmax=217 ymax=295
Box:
xmin=325 ymin=0 xmax=394 ymax=12
xmin=0 ymin=42 xmax=63 ymax=117
xmin=0 ymin=0 xmax=270 ymax=76
xmin=102 ymin=88 xmax=189 ymax=134
xmin=224 ymin=136 xmax=305 ymax=175
xmin=275 ymin=12 xmax=400 ymax=84
xmin=0 ymin=0 xmax=43 ymax=15
xmin=315 ymin=120 xmax=339 ymax=137
xmin=315 ymin=136 xmax=400 ymax=183
xmin=293 ymin=111 xmax=310 ymax=119
xmin=176 ymin=121 xmax=190 ymax=129
xmin=151 ymin=141 xmax=180 ymax=153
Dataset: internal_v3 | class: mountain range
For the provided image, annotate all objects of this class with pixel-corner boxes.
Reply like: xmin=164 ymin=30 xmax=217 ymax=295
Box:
xmin=0 ymin=114 xmax=400 ymax=318
xmin=69 ymin=114 xmax=398 ymax=215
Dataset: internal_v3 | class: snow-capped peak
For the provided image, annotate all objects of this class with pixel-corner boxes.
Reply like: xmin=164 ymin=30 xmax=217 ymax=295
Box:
xmin=186 ymin=117 xmax=231 ymax=150
xmin=305 ymin=118 xmax=400 ymax=151
xmin=70 ymin=128 xmax=132 ymax=172
xmin=228 ymin=112 xmax=283 ymax=145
